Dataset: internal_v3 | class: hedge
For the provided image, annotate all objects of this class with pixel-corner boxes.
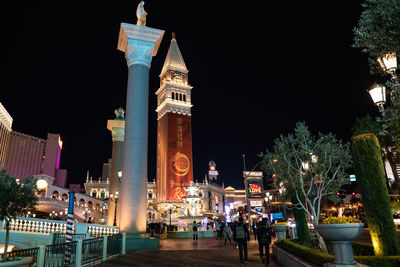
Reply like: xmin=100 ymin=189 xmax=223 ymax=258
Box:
xmin=351 ymin=133 xmax=400 ymax=255
xmin=276 ymin=239 xmax=400 ymax=267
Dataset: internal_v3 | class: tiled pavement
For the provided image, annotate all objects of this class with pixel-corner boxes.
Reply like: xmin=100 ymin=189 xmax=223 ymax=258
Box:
xmin=97 ymin=237 xmax=278 ymax=267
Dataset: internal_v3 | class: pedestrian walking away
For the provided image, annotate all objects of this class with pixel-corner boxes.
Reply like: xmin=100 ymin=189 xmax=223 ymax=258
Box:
xmin=233 ymin=217 xmax=250 ymax=265
xmin=257 ymin=218 xmax=272 ymax=264
xmin=192 ymin=221 xmax=198 ymax=244
xmin=224 ymin=222 xmax=232 ymax=245
xmin=216 ymin=219 xmax=221 ymax=240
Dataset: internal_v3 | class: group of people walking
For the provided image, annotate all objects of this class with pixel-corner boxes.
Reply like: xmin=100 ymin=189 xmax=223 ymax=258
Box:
xmin=192 ymin=217 xmax=273 ymax=265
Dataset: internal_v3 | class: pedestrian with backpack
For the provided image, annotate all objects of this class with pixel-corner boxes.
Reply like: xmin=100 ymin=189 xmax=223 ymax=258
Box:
xmin=233 ymin=217 xmax=250 ymax=265
xmin=257 ymin=218 xmax=272 ymax=264
xmin=192 ymin=221 xmax=198 ymax=244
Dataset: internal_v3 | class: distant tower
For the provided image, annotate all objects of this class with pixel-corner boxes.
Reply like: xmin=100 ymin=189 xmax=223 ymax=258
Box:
xmin=156 ymin=33 xmax=193 ymax=201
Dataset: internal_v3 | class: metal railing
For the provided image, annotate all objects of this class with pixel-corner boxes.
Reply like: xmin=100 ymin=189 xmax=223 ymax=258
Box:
xmin=53 ymin=233 xmax=87 ymax=244
xmin=107 ymin=234 xmax=122 ymax=257
xmin=81 ymin=238 xmax=103 ymax=265
xmin=0 ymin=247 xmax=39 ymax=265
xmin=44 ymin=241 xmax=77 ymax=267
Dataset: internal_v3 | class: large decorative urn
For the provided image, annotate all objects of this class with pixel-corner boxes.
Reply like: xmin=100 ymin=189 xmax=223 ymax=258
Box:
xmin=315 ymin=223 xmax=364 ymax=266
xmin=271 ymin=223 xmax=288 ymax=241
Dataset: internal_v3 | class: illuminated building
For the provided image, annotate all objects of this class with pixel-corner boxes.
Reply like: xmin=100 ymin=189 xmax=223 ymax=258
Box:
xmin=0 ymin=102 xmax=12 ymax=169
xmin=4 ymin=132 xmax=67 ymax=187
xmin=156 ymin=33 xmax=193 ymax=202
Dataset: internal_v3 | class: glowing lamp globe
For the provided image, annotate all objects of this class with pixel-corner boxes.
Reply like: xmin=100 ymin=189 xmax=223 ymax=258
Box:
xmin=36 ymin=179 xmax=48 ymax=190
xmin=377 ymin=52 xmax=397 ymax=73
xmin=368 ymin=84 xmax=386 ymax=106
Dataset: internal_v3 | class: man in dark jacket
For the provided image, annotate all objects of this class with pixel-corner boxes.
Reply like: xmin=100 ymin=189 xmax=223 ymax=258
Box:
xmin=233 ymin=217 xmax=250 ymax=264
xmin=257 ymin=218 xmax=272 ymax=264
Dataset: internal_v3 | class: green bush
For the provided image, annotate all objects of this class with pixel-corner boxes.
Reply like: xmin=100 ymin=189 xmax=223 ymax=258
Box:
xmin=355 ymin=256 xmax=400 ymax=267
xmin=277 ymin=239 xmax=400 ymax=267
xmin=352 ymin=133 xmax=400 ymax=255
xmin=276 ymin=239 xmax=334 ymax=266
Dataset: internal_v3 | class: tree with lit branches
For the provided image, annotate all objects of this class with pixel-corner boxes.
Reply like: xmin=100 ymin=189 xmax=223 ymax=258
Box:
xmin=261 ymin=122 xmax=351 ymax=253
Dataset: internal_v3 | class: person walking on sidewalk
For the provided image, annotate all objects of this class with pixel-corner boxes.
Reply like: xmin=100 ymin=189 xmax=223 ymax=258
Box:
xmin=233 ymin=217 xmax=250 ymax=265
xmin=216 ymin=219 xmax=221 ymax=240
xmin=192 ymin=221 xmax=199 ymax=244
xmin=224 ymin=222 xmax=232 ymax=245
xmin=257 ymin=218 xmax=272 ymax=264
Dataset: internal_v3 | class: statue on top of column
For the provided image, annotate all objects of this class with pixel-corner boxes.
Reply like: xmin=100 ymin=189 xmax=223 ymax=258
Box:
xmin=114 ymin=108 xmax=125 ymax=120
xmin=136 ymin=1 xmax=147 ymax=26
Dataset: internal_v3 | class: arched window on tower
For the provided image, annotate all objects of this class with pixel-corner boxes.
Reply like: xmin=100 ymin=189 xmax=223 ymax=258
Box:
xmin=183 ymin=95 xmax=186 ymax=102
xmin=171 ymin=92 xmax=175 ymax=100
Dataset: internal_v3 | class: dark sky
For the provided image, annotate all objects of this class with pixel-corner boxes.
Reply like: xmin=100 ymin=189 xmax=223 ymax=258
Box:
xmin=2 ymin=1 xmax=380 ymax=189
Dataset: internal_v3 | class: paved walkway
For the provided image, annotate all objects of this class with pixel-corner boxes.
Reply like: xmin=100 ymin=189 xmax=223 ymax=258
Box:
xmin=98 ymin=238 xmax=278 ymax=267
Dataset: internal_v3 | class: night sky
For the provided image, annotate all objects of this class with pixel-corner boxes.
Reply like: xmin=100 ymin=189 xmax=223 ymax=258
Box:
xmin=2 ymin=1 xmax=380 ymax=189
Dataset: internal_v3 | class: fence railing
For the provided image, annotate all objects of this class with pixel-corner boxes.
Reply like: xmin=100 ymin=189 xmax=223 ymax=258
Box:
xmin=53 ymin=232 xmax=88 ymax=244
xmin=107 ymin=234 xmax=122 ymax=257
xmin=44 ymin=241 xmax=77 ymax=267
xmin=81 ymin=238 xmax=103 ymax=265
xmin=1 ymin=247 xmax=39 ymax=265
xmin=0 ymin=233 xmax=126 ymax=267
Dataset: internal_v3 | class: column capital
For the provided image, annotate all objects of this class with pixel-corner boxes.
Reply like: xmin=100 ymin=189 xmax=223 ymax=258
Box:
xmin=107 ymin=120 xmax=125 ymax=142
xmin=117 ymin=23 xmax=164 ymax=68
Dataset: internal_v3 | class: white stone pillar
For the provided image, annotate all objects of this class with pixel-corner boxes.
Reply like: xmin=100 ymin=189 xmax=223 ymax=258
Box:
xmin=117 ymin=23 xmax=164 ymax=235
xmin=107 ymin=115 xmax=125 ymax=226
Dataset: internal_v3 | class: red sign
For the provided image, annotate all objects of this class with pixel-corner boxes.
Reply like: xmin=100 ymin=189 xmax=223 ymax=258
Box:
xmin=167 ymin=113 xmax=193 ymax=200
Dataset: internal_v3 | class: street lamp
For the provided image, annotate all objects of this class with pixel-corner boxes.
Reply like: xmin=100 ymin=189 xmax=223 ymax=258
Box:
xmin=110 ymin=191 xmax=119 ymax=226
xmin=368 ymin=83 xmax=387 ymax=115
xmin=279 ymin=182 xmax=287 ymax=221
xmin=378 ymin=52 xmax=398 ymax=75
xmin=265 ymin=193 xmax=273 ymax=222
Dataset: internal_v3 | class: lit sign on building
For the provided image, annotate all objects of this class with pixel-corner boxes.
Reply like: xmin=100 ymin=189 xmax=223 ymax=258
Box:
xmin=208 ymin=170 xmax=219 ymax=176
xmin=243 ymin=171 xmax=263 ymax=178
xmin=250 ymin=200 xmax=263 ymax=207
xmin=349 ymin=174 xmax=356 ymax=181
xmin=248 ymin=183 xmax=262 ymax=194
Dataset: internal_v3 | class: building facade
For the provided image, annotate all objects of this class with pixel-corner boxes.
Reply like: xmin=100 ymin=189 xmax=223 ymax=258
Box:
xmin=0 ymin=103 xmax=13 ymax=169
xmin=156 ymin=34 xmax=194 ymax=202
xmin=4 ymin=132 xmax=67 ymax=187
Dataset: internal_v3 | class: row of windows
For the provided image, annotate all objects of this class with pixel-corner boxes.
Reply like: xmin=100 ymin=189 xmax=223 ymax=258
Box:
xmin=171 ymin=92 xmax=187 ymax=102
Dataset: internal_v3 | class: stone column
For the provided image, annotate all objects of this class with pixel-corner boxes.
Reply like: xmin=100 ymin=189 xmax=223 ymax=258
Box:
xmin=106 ymin=111 xmax=125 ymax=226
xmin=117 ymin=23 xmax=164 ymax=236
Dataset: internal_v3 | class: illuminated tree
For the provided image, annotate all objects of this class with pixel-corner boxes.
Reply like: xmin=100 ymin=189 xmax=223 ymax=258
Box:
xmin=261 ymin=122 xmax=351 ymax=253
xmin=0 ymin=171 xmax=37 ymax=261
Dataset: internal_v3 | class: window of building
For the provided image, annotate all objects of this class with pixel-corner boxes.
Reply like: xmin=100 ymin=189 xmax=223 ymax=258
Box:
xmin=171 ymin=92 xmax=175 ymax=99
xmin=92 ymin=191 xmax=97 ymax=198
xmin=179 ymin=94 xmax=183 ymax=101
xmin=148 ymin=193 xmax=153 ymax=199
xmin=183 ymin=94 xmax=186 ymax=102
xmin=100 ymin=191 xmax=105 ymax=199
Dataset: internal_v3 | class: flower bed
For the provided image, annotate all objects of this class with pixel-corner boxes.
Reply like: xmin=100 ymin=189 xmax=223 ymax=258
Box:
xmin=275 ymin=239 xmax=400 ymax=267
xmin=322 ymin=216 xmax=361 ymax=224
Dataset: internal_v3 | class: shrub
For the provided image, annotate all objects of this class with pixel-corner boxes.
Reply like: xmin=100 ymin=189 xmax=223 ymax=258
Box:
xmin=276 ymin=239 xmax=400 ymax=267
xmin=322 ymin=216 xmax=361 ymax=224
xmin=352 ymin=133 xmax=400 ymax=255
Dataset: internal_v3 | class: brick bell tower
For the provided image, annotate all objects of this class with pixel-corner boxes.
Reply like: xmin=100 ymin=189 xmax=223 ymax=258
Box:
xmin=156 ymin=33 xmax=193 ymax=201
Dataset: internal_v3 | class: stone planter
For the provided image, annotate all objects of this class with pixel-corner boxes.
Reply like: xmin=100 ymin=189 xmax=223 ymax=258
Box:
xmin=0 ymin=257 xmax=33 ymax=267
xmin=315 ymin=223 xmax=364 ymax=266
xmin=271 ymin=224 xmax=288 ymax=241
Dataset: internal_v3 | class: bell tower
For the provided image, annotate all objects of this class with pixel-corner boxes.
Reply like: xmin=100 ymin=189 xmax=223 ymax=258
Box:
xmin=156 ymin=33 xmax=193 ymax=201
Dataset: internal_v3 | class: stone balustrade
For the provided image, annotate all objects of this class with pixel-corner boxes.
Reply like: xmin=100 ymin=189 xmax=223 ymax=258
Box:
xmin=0 ymin=217 xmax=118 ymax=236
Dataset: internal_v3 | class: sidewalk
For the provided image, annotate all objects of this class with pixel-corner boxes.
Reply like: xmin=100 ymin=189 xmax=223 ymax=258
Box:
xmin=97 ymin=238 xmax=278 ymax=267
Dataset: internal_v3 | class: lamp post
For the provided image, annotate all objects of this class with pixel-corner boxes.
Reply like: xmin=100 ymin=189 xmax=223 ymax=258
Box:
xmin=265 ymin=193 xmax=272 ymax=222
xmin=110 ymin=191 xmax=119 ymax=226
xmin=369 ymin=52 xmax=399 ymax=114
xmin=279 ymin=183 xmax=287 ymax=221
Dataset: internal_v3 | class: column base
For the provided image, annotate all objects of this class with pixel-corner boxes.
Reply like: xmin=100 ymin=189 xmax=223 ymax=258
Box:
xmin=125 ymin=232 xmax=160 ymax=250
